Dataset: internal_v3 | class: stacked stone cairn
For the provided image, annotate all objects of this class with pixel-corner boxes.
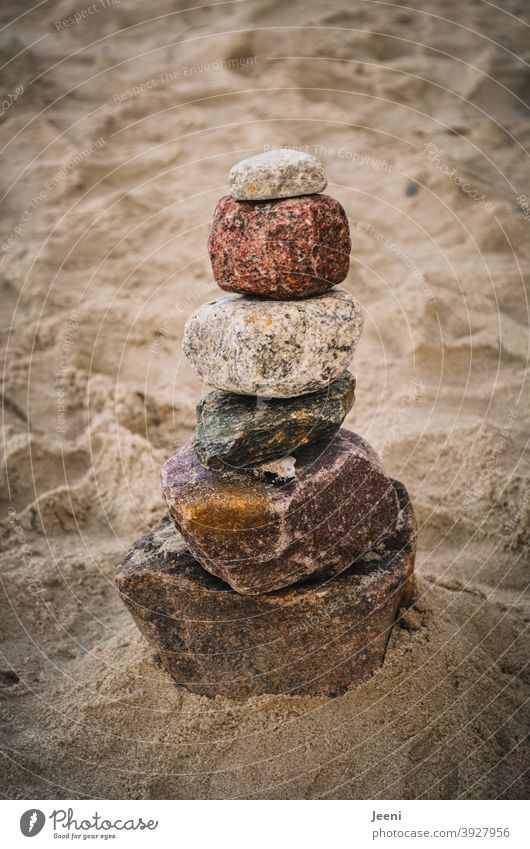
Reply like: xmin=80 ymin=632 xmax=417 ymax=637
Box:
xmin=116 ymin=149 xmax=417 ymax=698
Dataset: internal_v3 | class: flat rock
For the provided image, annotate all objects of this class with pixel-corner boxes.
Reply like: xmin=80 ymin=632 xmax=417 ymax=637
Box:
xmin=183 ymin=290 xmax=363 ymax=397
xmin=116 ymin=480 xmax=416 ymax=698
xmin=208 ymin=194 xmax=350 ymax=299
xmin=193 ymin=372 xmax=355 ymax=472
xmin=229 ymin=149 xmax=327 ymax=201
xmin=161 ymin=429 xmax=400 ymax=595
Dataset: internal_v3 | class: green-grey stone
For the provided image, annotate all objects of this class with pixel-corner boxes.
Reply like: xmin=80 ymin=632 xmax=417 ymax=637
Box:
xmin=193 ymin=372 xmax=355 ymax=473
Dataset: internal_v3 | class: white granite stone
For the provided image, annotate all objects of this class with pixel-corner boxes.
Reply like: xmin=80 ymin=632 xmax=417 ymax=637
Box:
xmin=229 ymin=149 xmax=327 ymax=200
xmin=182 ymin=289 xmax=363 ymax=397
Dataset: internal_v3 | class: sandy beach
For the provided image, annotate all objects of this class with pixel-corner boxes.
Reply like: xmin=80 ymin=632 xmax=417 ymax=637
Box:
xmin=0 ymin=0 xmax=528 ymax=799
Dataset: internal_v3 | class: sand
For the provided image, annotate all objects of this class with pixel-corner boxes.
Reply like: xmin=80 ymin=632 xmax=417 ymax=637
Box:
xmin=0 ymin=0 xmax=528 ymax=799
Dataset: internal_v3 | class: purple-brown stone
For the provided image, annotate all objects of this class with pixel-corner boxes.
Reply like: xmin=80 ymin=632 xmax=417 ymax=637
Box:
xmin=208 ymin=194 xmax=351 ymax=299
xmin=161 ymin=429 xmax=400 ymax=595
xmin=115 ymin=480 xmax=416 ymax=698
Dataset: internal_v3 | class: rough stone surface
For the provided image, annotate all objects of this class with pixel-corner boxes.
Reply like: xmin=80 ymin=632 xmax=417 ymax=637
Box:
xmin=250 ymin=455 xmax=297 ymax=483
xmin=194 ymin=372 xmax=355 ymax=472
xmin=208 ymin=194 xmax=350 ymax=299
xmin=229 ymin=149 xmax=327 ymax=201
xmin=116 ymin=480 xmax=416 ymax=698
xmin=161 ymin=429 xmax=400 ymax=595
xmin=183 ymin=290 xmax=363 ymax=397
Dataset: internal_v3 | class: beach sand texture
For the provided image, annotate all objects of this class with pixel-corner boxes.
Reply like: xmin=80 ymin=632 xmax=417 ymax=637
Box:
xmin=0 ymin=0 xmax=528 ymax=799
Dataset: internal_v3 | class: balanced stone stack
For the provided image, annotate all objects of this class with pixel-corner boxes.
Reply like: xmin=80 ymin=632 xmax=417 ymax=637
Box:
xmin=116 ymin=149 xmax=417 ymax=698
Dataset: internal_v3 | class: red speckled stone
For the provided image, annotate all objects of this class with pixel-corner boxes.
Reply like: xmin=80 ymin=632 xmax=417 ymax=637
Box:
xmin=208 ymin=194 xmax=351 ymax=299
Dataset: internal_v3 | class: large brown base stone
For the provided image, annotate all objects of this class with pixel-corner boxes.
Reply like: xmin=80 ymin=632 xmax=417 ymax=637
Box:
xmin=116 ymin=480 xmax=416 ymax=699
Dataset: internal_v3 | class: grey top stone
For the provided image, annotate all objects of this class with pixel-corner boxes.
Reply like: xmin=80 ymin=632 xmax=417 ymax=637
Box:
xmin=229 ymin=149 xmax=327 ymax=200
xmin=182 ymin=289 xmax=363 ymax=398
